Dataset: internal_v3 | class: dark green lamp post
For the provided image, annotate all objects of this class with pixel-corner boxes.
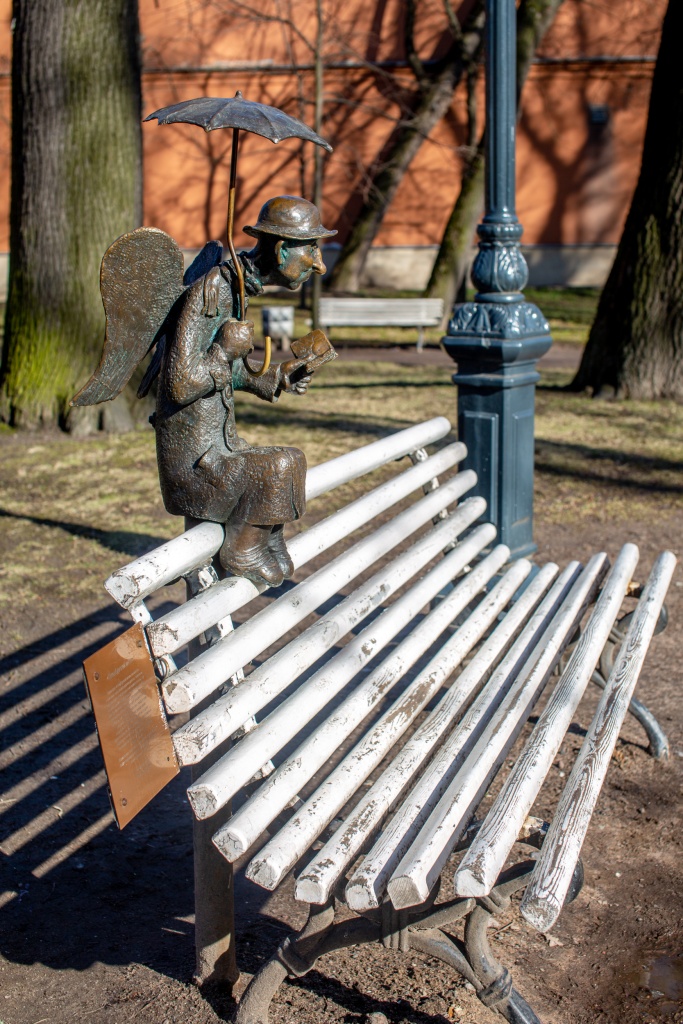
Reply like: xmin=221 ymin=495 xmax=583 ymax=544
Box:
xmin=442 ymin=0 xmax=551 ymax=558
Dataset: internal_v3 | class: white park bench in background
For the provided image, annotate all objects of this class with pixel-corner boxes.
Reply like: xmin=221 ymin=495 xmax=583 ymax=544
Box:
xmin=318 ymin=297 xmax=444 ymax=351
xmin=83 ymin=417 xmax=675 ymax=1024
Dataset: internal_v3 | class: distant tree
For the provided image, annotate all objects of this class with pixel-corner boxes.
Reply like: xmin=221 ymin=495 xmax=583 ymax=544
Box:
xmin=0 ymin=0 xmax=142 ymax=430
xmin=204 ymin=1 xmax=486 ymax=299
xmin=329 ymin=0 xmax=486 ymax=293
xmin=424 ymin=71 xmax=483 ymax=310
xmin=426 ymin=0 xmax=564 ymax=311
xmin=206 ymin=0 xmax=336 ymax=329
xmin=570 ymin=0 xmax=682 ymax=400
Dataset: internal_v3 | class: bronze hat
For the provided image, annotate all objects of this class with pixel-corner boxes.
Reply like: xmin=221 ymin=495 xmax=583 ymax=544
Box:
xmin=243 ymin=196 xmax=337 ymax=241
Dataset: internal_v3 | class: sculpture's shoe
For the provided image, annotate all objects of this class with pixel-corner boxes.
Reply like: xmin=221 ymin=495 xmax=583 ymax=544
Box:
xmin=267 ymin=525 xmax=295 ymax=579
xmin=219 ymin=518 xmax=285 ymax=587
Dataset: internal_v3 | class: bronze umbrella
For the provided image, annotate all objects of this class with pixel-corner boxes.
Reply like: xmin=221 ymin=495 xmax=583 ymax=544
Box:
xmin=145 ymin=93 xmax=333 ymax=375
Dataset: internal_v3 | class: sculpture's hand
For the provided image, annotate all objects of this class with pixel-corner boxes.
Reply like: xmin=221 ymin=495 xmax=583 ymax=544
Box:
xmin=280 ymin=358 xmax=312 ymax=395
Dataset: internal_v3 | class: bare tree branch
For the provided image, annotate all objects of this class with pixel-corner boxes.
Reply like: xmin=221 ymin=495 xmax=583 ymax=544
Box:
xmin=443 ymin=0 xmax=463 ymax=44
xmin=465 ymin=58 xmax=479 ymax=150
xmin=208 ymin=0 xmax=316 ymax=53
xmin=404 ymin=0 xmax=428 ymax=86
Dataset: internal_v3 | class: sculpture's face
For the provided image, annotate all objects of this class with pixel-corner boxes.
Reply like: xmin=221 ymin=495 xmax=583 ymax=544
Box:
xmin=275 ymin=240 xmax=326 ymax=290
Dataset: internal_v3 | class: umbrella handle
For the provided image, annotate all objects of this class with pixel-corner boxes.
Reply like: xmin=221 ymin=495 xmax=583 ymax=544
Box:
xmin=226 ymin=127 xmax=246 ymax=320
xmin=243 ymin=335 xmax=272 ymax=378
xmin=226 ymin=120 xmax=266 ymax=377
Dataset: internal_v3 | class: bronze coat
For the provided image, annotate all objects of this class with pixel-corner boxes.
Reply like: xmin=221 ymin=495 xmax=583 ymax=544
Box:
xmin=155 ymin=264 xmax=306 ymax=525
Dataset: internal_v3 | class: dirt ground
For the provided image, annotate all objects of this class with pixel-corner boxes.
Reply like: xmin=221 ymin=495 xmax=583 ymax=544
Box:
xmin=1 ymin=349 xmax=682 ymax=1024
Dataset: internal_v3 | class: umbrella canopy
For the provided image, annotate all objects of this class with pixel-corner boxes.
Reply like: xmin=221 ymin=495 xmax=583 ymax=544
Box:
xmin=144 ymin=95 xmax=333 ymax=152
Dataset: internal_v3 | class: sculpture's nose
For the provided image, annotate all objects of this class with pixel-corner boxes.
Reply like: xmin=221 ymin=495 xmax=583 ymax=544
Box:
xmin=312 ymin=246 xmax=326 ymax=276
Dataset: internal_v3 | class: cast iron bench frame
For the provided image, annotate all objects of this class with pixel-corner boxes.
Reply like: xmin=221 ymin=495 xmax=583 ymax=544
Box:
xmin=86 ymin=416 xmax=674 ymax=1024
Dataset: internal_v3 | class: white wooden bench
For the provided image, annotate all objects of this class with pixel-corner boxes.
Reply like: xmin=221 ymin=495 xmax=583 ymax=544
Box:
xmin=83 ymin=416 xmax=675 ymax=1024
xmin=318 ymin=297 xmax=444 ymax=351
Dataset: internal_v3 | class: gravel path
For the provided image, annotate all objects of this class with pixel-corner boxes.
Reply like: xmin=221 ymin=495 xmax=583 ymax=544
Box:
xmin=333 ymin=342 xmax=582 ymax=372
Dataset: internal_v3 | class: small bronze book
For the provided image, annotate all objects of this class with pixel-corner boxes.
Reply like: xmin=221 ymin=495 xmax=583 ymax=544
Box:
xmin=289 ymin=329 xmax=337 ymax=376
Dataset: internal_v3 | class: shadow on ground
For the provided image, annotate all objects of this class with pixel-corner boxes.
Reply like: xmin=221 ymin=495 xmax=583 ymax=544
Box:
xmin=535 ymin=439 xmax=683 ymax=495
xmin=0 ymin=507 xmax=166 ymax=557
xmin=0 ymin=603 xmax=284 ymax=998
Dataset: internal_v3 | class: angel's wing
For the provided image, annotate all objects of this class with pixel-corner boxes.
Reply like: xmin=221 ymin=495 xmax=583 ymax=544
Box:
xmin=184 ymin=240 xmax=223 ymax=286
xmin=134 ymin=240 xmax=224 ymax=400
xmin=71 ymin=227 xmax=185 ymax=407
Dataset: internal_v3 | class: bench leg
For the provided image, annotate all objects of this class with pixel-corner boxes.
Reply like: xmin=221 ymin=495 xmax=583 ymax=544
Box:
xmin=192 ymin=804 xmax=240 ymax=988
xmin=235 ymin=833 xmax=584 ymax=1022
xmin=234 ymin=958 xmax=289 ymax=1024
xmin=464 ymin=905 xmax=541 ymax=1024
xmin=410 ymin=831 xmax=584 ymax=1024
xmin=235 ymin=883 xmax=539 ymax=1023
xmin=183 ymin=545 xmax=242 ymax=991
xmin=235 ymin=901 xmax=378 ymax=1024
xmin=406 ymin=871 xmax=543 ymax=1024
xmin=187 ymin=614 xmax=239 ymax=991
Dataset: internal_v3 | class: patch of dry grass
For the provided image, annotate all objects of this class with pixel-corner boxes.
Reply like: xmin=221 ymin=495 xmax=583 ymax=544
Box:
xmin=0 ymin=358 xmax=680 ymax=613
xmin=0 ymin=431 xmax=170 ymax=608
xmin=535 ymin=369 xmax=683 ymax=523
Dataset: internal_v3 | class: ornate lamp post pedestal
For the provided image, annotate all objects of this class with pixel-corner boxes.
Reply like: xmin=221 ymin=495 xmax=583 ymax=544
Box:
xmin=442 ymin=0 xmax=551 ymax=558
xmin=443 ymin=291 xmax=551 ymax=560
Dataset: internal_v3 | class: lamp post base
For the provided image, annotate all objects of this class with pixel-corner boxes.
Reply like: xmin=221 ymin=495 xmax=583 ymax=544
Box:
xmin=442 ymin=301 xmax=552 ymax=561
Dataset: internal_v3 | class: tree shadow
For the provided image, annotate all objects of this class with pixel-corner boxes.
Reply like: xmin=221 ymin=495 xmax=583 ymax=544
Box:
xmin=235 ymin=405 xmax=418 ymax=438
xmin=536 ymin=381 xmax=577 ymax=394
xmin=0 ymin=507 xmax=167 ymax=558
xmin=534 ymin=439 xmax=683 ymax=494
xmin=0 ymin=599 xmax=289 ymax=992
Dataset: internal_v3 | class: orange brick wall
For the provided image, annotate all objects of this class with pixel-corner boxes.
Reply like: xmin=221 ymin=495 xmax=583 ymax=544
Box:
xmin=0 ymin=0 xmax=666 ymax=254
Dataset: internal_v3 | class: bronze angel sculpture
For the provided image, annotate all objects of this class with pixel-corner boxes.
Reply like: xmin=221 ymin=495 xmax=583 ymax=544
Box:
xmin=72 ymin=195 xmax=338 ymax=587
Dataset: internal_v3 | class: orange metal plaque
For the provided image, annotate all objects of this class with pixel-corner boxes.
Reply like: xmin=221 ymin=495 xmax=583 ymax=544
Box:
xmin=83 ymin=622 xmax=179 ymax=828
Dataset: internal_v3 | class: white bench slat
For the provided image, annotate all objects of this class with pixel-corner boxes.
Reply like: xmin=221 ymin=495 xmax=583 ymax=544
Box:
xmin=342 ymin=562 xmax=577 ymax=912
xmin=148 ymin=442 xmax=466 ymax=658
xmin=212 ymin=536 xmax=507 ymax=860
xmin=174 ymin=508 xmax=485 ymax=772
xmin=187 ymin=516 xmax=493 ymax=819
xmin=161 ymin=476 xmax=478 ymax=714
xmin=455 ymin=543 xmax=640 ymax=898
xmin=105 ymin=521 xmax=224 ymax=610
xmin=304 ymin=415 xmax=451 ymax=500
xmin=519 ymin=550 xmax=676 ymax=932
xmin=192 ymin=530 xmax=506 ymax=822
xmin=245 ymin=559 xmax=535 ymax=892
xmin=341 ymin=561 xmax=570 ymax=912
xmin=301 ymin=562 xmax=559 ymax=907
xmin=174 ymin=518 xmax=495 ymax=768
xmin=385 ymin=554 xmax=608 ymax=910
xmin=104 ymin=417 xmax=452 ymax=610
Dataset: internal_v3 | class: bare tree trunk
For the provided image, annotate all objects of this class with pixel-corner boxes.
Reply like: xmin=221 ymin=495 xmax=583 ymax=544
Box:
xmin=0 ymin=0 xmax=142 ymax=430
xmin=329 ymin=1 xmax=485 ymax=294
xmin=425 ymin=136 xmax=484 ymax=311
xmin=570 ymin=0 xmax=683 ymax=400
xmin=426 ymin=0 xmax=563 ymax=311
